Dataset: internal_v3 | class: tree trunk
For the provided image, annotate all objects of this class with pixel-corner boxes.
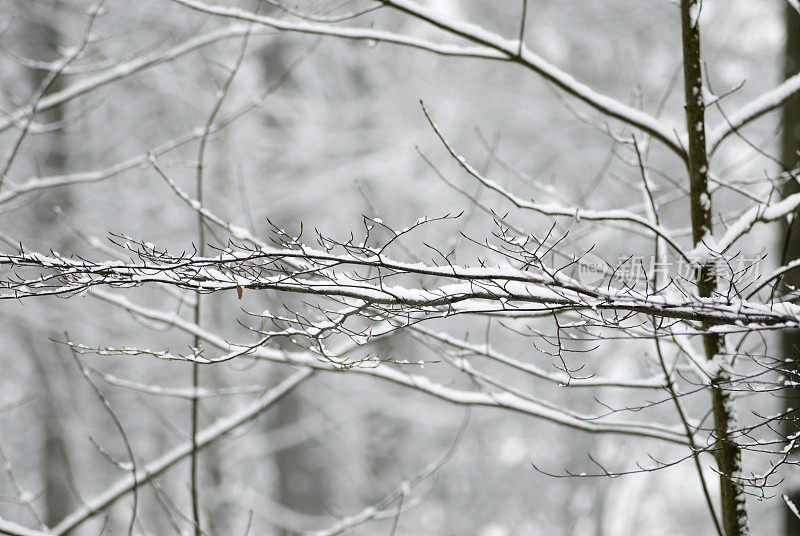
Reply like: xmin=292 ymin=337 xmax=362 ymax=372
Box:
xmin=680 ymin=1 xmax=748 ymax=535
xmin=780 ymin=4 xmax=800 ymax=536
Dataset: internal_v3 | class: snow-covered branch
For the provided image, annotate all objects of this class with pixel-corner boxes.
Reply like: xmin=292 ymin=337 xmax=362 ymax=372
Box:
xmin=167 ymin=0 xmax=686 ymax=159
xmin=2 ymin=243 xmax=798 ymax=328
xmin=708 ymin=71 xmax=800 ymax=154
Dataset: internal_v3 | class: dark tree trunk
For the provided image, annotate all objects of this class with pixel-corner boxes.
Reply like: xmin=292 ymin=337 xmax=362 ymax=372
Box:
xmin=680 ymin=1 xmax=748 ymax=533
xmin=781 ymin=5 xmax=800 ymax=535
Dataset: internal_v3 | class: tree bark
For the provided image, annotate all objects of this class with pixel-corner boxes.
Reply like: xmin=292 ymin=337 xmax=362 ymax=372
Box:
xmin=780 ymin=3 xmax=800 ymax=536
xmin=680 ymin=2 xmax=748 ymax=535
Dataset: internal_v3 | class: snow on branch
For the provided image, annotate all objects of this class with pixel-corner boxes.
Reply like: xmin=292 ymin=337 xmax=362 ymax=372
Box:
xmin=167 ymin=0 xmax=686 ymax=159
xmin=0 ymin=518 xmax=51 ymax=536
xmin=1 ymin=236 xmax=797 ymax=329
xmin=708 ymin=71 xmax=800 ymax=154
xmin=717 ymin=191 xmax=800 ymax=253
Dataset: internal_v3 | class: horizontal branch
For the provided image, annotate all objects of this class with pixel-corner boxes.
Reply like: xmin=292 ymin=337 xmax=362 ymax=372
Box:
xmin=3 ymin=247 xmax=799 ymax=328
